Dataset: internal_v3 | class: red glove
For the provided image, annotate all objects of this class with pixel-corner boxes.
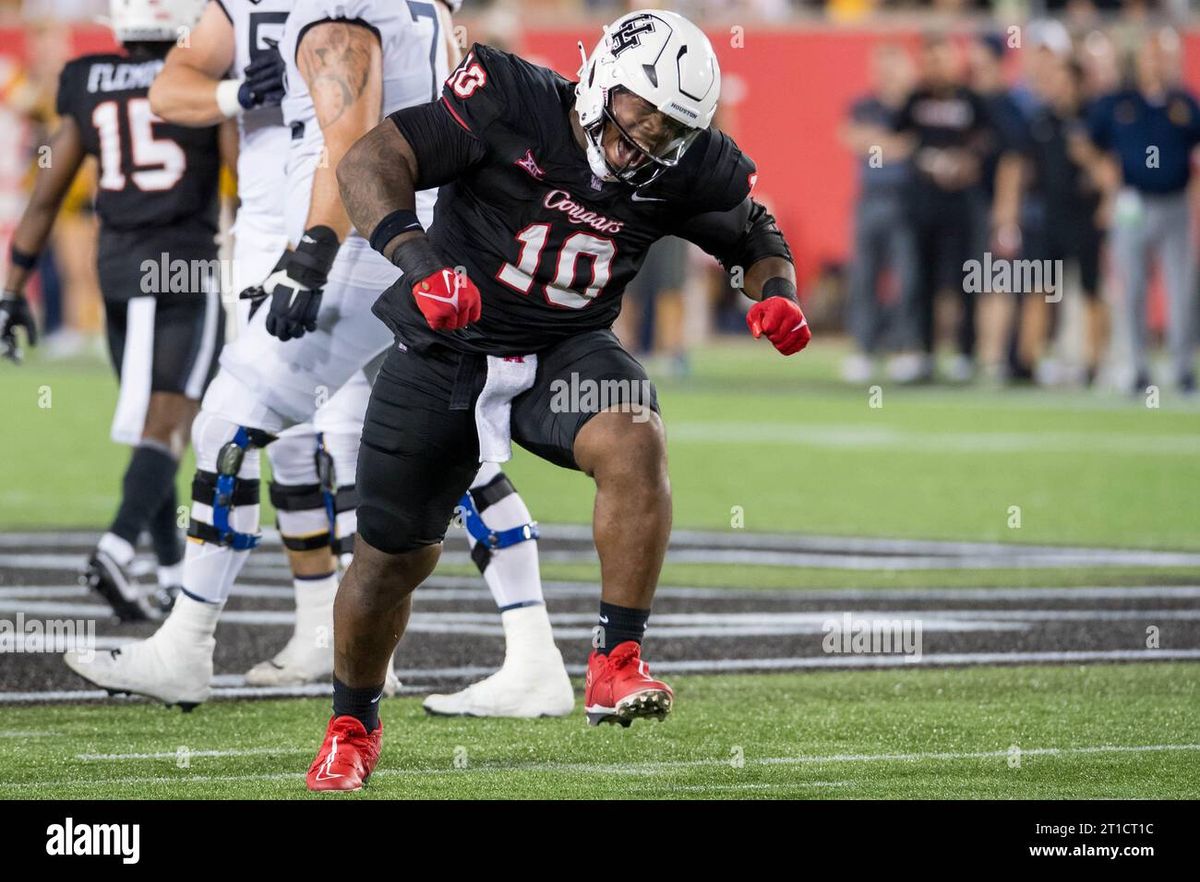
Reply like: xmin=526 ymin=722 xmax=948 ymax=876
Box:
xmin=747 ymin=296 xmax=811 ymax=355
xmin=411 ymin=267 xmax=482 ymax=331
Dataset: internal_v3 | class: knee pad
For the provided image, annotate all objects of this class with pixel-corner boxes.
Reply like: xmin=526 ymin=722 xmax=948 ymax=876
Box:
xmin=266 ymin=431 xmax=322 ymax=485
xmin=187 ymin=426 xmax=273 ymax=550
xmin=269 ymin=481 xmax=333 ymax=552
xmin=270 ymin=433 xmax=360 ymax=557
xmin=459 ymin=471 xmax=539 ymax=573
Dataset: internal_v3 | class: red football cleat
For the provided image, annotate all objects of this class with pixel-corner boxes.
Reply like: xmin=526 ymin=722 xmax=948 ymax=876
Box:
xmin=584 ymin=641 xmax=673 ymax=727
xmin=306 ymin=715 xmax=382 ymax=792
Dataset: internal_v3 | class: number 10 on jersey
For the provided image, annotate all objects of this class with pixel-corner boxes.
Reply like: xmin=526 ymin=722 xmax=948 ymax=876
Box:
xmin=497 ymin=224 xmax=616 ymax=309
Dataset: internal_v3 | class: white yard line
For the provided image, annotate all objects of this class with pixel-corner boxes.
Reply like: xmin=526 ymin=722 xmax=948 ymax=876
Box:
xmin=3 ymin=742 xmax=1198 ymax=792
xmin=77 ymin=747 xmax=311 ymax=761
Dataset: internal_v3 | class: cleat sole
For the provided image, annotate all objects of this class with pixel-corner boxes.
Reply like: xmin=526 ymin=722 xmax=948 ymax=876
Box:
xmin=585 ymin=689 xmax=673 ymax=727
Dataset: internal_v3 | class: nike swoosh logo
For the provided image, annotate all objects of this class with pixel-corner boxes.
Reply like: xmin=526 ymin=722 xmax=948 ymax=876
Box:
xmin=417 ymin=290 xmax=458 ymax=305
xmin=791 ymin=318 xmax=809 ymax=333
xmin=630 ymin=193 xmax=667 ymax=202
xmin=370 ymin=691 xmax=383 ymax=704
xmin=598 ymin=615 xmax=609 ymax=624
xmin=315 ymin=735 xmax=345 ymax=780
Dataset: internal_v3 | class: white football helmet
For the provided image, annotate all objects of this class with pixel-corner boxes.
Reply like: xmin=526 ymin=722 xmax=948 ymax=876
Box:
xmin=109 ymin=0 xmax=206 ymax=44
xmin=575 ymin=9 xmax=720 ymax=187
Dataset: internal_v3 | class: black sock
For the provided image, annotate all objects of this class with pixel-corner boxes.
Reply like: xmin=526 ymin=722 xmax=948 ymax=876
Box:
xmin=108 ymin=443 xmax=178 ymax=546
xmin=148 ymin=484 xmax=183 ymax=566
xmin=594 ymin=601 xmax=650 ymax=655
xmin=333 ymin=676 xmax=384 ymax=732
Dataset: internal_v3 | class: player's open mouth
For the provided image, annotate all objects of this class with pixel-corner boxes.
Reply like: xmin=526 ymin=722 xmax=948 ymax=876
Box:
xmin=589 ymin=90 xmax=701 ymax=187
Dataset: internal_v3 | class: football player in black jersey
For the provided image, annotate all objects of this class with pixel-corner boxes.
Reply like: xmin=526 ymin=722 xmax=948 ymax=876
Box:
xmin=306 ymin=9 xmax=809 ymax=790
xmin=0 ymin=0 xmax=231 ymax=621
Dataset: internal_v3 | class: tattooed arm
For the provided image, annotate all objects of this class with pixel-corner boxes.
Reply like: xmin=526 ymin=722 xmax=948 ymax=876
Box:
xmin=296 ymin=21 xmax=383 ymax=241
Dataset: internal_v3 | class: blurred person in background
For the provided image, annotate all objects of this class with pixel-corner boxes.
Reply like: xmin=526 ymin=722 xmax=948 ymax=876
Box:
xmin=1079 ymin=27 xmax=1124 ymax=100
xmin=891 ymin=32 xmax=996 ymax=384
xmin=1084 ymin=27 xmax=1199 ymax=393
xmin=839 ymin=41 xmax=916 ymax=384
xmin=967 ymin=31 xmax=1027 ymax=377
xmin=622 ymin=235 xmax=692 ymax=374
xmin=1011 ymin=19 xmax=1075 ymax=119
xmin=5 ymin=20 xmax=103 ymax=358
xmin=996 ymin=57 xmax=1108 ymax=385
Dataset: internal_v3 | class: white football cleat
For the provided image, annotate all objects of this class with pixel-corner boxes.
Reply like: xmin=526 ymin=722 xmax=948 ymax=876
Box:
xmin=243 ymin=633 xmax=333 ymax=687
xmin=424 ymin=604 xmax=574 ymax=718
xmin=244 ymin=648 xmax=402 ymax=695
xmin=245 ymin=572 xmax=337 ymax=687
xmin=242 ymin=577 xmax=403 ymax=695
xmin=63 ymin=594 xmax=221 ymax=710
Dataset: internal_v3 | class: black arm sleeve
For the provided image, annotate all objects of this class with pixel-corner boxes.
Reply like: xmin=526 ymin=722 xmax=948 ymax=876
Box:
xmin=674 ymin=198 xmax=793 ymax=273
xmin=388 ymin=100 xmax=488 ymax=189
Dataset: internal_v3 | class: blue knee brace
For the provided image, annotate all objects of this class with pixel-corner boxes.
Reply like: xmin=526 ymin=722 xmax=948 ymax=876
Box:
xmin=459 ymin=472 xmax=538 ymax=572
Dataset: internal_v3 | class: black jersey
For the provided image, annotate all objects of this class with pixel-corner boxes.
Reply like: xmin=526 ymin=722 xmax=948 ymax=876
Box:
xmin=56 ymin=52 xmax=220 ymax=235
xmin=384 ymin=43 xmax=759 ymax=356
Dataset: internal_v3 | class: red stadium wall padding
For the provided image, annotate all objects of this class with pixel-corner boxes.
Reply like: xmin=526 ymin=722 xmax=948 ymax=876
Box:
xmin=4 ymin=23 xmax=1200 ymax=304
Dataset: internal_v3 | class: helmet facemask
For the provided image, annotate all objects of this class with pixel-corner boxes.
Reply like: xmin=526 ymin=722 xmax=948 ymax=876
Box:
xmin=582 ymin=87 xmax=701 ymax=188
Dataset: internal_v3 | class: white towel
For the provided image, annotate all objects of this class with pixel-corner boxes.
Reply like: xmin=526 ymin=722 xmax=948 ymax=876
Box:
xmin=110 ymin=297 xmax=157 ymax=446
xmin=474 ymin=354 xmax=538 ymax=463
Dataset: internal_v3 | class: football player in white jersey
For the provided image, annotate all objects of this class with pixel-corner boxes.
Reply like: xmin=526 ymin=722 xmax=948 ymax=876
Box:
xmin=145 ymin=0 xmax=386 ymax=691
xmin=65 ymin=0 xmax=572 ymax=717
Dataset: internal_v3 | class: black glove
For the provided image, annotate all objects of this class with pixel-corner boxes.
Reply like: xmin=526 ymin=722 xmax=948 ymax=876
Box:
xmin=238 ymin=252 xmax=288 ymax=320
xmin=264 ymin=226 xmax=339 ymax=341
xmin=0 ymin=291 xmax=38 ymax=364
xmin=238 ymin=40 xmax=286 ymax=110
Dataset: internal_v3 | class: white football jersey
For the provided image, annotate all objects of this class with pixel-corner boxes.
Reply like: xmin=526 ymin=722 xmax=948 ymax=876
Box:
xmin=220 ymin=0 xmax=293 ymax=241
xmin=280 ymin=0 xmax=447 ymax=287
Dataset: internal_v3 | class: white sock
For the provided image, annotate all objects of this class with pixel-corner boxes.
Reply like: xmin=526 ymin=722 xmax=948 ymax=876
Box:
xmin=162 ymin=592 xmax=224 ymax=642
xmin=468 ymin=465 xmax=544 ymax=610
xmin=97 ymin=532 xmax=135 ymax=567
xmin=293 ymin=571 xmax=338 ymax=651
xmin=500 ymin=604 xmax=559 ymax=665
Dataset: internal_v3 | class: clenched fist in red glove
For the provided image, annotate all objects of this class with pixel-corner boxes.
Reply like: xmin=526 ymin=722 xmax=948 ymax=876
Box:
xmin=747 ymin=294 xmax=811 ymax=356
xmin=411 ymin=266 xmax=482 ymax=331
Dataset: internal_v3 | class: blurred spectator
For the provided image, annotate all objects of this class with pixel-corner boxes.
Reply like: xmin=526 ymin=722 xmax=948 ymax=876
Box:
xmin=838 ymin=42 xmax=916 ymax=383
xmin=623 ymin=235 xmax=691 ymax=372
xmin=891 ymin=33 xmax=996 ymax=383
xmin=999 ymin=57 xmax=1108 ymax=383
xmin=1085 ymin=27 xmax=1199 ymax=392
xmin=968 ymin=32 xmax=1028 ymax=374
xmin=2 ymin=19 xmax=101 ymax=354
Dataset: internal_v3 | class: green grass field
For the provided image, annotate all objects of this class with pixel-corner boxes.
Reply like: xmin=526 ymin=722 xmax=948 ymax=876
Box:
xmin=1 ymin=665 xmax=1196 ymax=798
xmin=5 ymin=340 xmax=1199 ymax=548
xmin=3 ymin=339 xmax=1199 ymax=798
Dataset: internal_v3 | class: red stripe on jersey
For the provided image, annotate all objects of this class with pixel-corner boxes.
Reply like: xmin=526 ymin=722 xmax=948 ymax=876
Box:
xmin=440 ymin=97 xmax=473 ymax=133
